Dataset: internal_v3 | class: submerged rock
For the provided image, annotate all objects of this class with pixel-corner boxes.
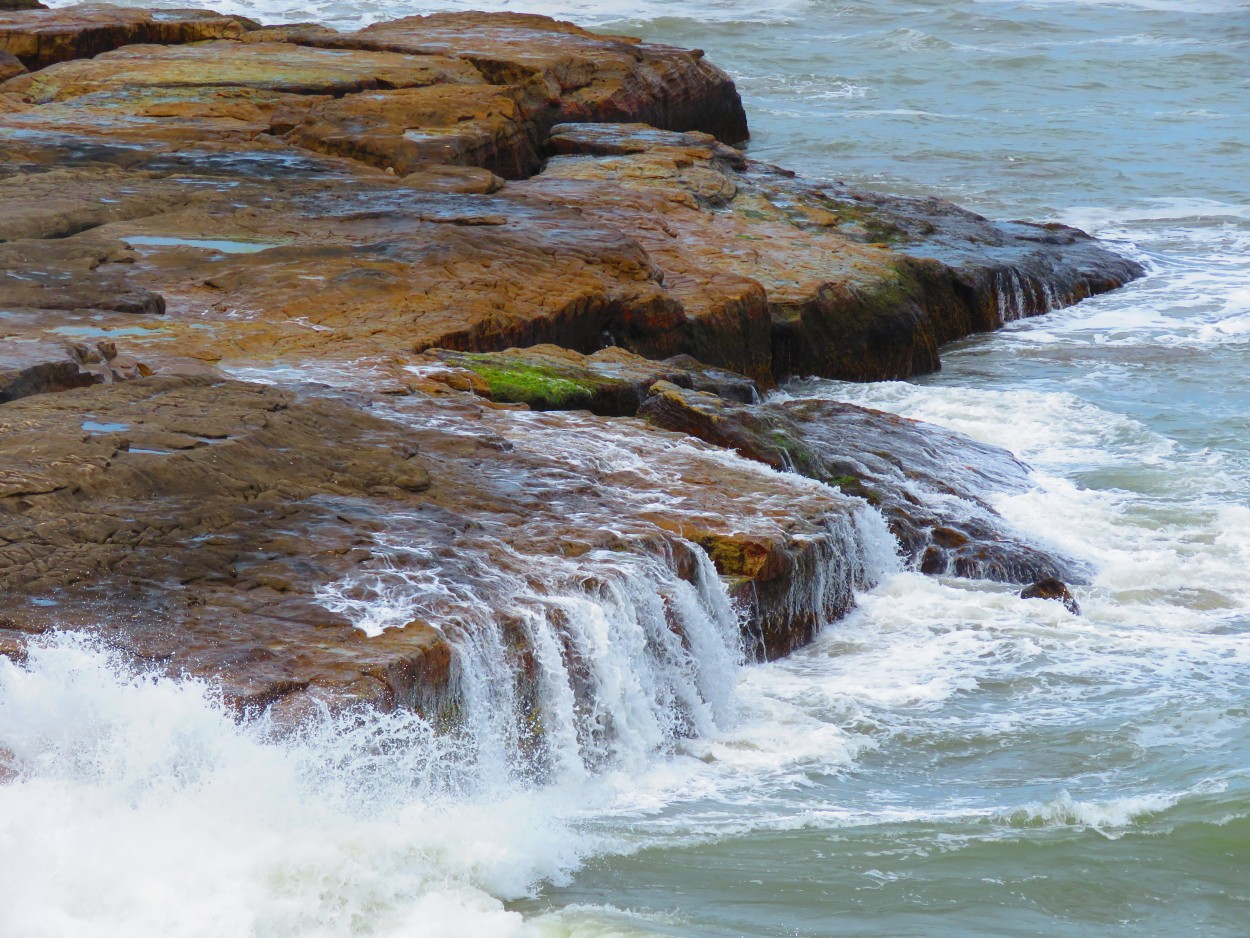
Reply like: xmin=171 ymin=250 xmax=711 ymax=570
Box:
xmin=0 ymin=375 xmax=886 ymax=715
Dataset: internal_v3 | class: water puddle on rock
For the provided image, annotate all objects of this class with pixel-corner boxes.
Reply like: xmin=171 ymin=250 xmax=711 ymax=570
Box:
xmin=123 ymin=236 xmax=287 ymax=254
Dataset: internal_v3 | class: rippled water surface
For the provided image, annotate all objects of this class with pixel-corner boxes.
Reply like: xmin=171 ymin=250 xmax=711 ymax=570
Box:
xmin=14 ymin=0 xmax=1250 ymax=935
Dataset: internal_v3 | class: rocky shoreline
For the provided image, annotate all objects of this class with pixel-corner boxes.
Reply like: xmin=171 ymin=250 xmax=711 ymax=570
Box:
xmin=0 ymin=4 xmax=1141 ymax=724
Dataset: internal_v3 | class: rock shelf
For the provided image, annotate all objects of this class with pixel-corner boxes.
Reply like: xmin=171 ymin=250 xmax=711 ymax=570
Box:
xmin=0 ymin=5 xmax=1137 ymax=721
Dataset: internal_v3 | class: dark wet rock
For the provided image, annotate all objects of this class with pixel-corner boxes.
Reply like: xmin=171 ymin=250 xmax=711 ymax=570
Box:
xmin=1020 ymin=577 xmax=1081 ymax=615
xmin=294 ymin=12 xmax=750 ymax=145
xmin=0 ymin=1 xmax=48 ymax=11
xmin=639 ymin=381 xmax=1086 ymax=584
xmin=0 ymin=343 xmax=100 ymax=402
xmin=416 ymin=344 xmax=758 ymax=415
xmin=0 ymin=235 xmax=166 ymax=314
xmin=0 ymin=4 xmax=251 ymax=70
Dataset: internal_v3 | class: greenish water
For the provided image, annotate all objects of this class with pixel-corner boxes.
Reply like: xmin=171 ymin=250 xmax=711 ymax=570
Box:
xmin=9 ymin=1 xmax=1248 ymax=935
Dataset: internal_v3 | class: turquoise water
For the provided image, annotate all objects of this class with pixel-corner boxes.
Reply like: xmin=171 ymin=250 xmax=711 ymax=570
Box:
xmin=9 ymin=1 xmax=1249 ymax=935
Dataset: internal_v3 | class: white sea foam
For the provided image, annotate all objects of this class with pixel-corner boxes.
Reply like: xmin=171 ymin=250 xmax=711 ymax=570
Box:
xmin=0 ymin=635 xmax=581 ymax=938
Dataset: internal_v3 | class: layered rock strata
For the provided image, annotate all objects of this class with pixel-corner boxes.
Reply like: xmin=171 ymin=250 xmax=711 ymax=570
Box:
xmin=0 ymin=376 xmax=878 ymax=713
xmin=414 ymin=344 xmax=1080 ymax=584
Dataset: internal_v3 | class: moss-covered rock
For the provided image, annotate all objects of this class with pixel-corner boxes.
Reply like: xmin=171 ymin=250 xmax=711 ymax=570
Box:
xmin=416 ymin=345 xmax=758 ymax=415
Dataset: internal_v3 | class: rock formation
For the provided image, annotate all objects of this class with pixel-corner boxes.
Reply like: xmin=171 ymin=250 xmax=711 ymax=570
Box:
xmin=0 ymin=5 xmax=1125 ymax=723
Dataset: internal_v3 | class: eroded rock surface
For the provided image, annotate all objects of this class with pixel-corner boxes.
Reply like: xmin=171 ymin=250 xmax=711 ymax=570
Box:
xmin=0 ymin=4 xmax=252 ymax=70
xmin=0 ymin=7 xmax=1134 ymax=720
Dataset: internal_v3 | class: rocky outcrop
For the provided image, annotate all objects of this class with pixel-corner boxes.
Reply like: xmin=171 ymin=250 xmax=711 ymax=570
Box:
xmin=409 ymin=345 xmax=1082 ymax=586
xmin=529 ymin=123 xmax=1144 ymax=381
xmin=415 ymin=344 xmax=757 ymax=415
xmin=639 ymin=382 xmax=1084 ymax=584
xmin=293 ymin=12 xmax=750 ymax=144
xmin=0 ymin=7 xmax=1136 ymax=721
xmin=0 ymin=4 xmax=253 ymax=70
xmin=0 ymin=13 xmax=1137 ymax=389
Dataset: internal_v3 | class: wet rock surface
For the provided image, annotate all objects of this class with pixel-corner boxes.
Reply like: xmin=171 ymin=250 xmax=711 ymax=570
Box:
xmin=0 ymin=6 xmax=1132 ymax=719
xmin=0 ymin=3 xmax=252 ymax=70
xmin=639 ymin=381 xmax=1085 ymax=584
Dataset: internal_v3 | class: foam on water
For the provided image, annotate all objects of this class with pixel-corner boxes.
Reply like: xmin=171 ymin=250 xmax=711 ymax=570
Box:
xmin=0 ymin=635 xmax=572 ymax=938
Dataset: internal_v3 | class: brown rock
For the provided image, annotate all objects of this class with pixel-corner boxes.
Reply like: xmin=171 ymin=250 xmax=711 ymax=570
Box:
xmin=0 ymin=235 xmax=165 ymax=314
xmin=0 ymin=341 xmax=100 ymax=402
xmin=299 ymin=12 xmax=749 ymax=144
xmin=526 ymin=123 xmax=1143 ymax=383
xmin=288 ymin=83 xmax=541 ymax=179
xmin=0 ymin=4 xmax=251 ymax=70
xmin=1020 ymin=578 xmax=1081 ymax=615
xmin=400 ymin=164 xmax=504 ymax=194
xmin=0 ymin=375 xmax=880 ymax=714
xmin=4 ymin=39 xmax=483 ymax=103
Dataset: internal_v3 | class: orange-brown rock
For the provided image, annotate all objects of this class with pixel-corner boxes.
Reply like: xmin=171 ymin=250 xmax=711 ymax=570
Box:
xmin=0 ymin=20 xmax=1138 ymax=390
xmin=400 ymin=164 xmax=504 ymax=194
xmin=296 ymin=12 xmax=749 ymax=144
xmin=529 ymin=122 xmax=1144 ymax=382
xmin=0 ymin=9 xmax=1143 ymax=720
xmin=0 ymin=3 xmax=252 ymax=70
xmin=0 ymin=375 xmax=876 ymax=712
xmin=287 ymin=83 xmax=541 ymax=179
xmin=4 ymin=39 xmax=484 ymax=103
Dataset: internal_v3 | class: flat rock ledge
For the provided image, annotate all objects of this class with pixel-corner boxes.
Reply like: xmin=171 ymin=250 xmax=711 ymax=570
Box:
xmin=0 ymin=6 xmax=1122 ymax=723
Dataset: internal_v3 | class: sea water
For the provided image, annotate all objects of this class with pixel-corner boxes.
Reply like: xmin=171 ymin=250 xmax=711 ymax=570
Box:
xmin=8 ymin=0 xmax=1250 ymax=934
